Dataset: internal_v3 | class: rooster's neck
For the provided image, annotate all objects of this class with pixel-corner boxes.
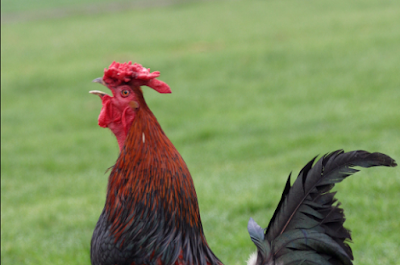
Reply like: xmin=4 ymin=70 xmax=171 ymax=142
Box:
xmin=103 ymin=104 xmax=222 ymax=265
xmin=106 ymin=106 xmax=189 ymax=215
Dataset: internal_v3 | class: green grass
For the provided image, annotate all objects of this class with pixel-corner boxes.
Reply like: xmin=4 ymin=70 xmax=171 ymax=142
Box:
xmin=2 ymin=0 xmax=400 ymax=264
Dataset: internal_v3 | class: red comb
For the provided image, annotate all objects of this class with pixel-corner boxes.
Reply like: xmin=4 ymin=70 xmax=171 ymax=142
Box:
xmin=103 ymin=61 xmax=171 ymax=93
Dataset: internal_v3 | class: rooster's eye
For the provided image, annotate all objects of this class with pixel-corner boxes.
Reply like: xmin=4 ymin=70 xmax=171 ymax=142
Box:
xmin=121 ymin=90 xmax=130 ymax=97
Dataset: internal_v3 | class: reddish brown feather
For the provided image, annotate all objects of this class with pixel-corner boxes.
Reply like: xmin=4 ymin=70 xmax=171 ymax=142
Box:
xmin=100 ymin=87 xmax=218 ymax=264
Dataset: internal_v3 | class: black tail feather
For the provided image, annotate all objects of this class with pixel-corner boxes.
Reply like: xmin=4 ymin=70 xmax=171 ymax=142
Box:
xmin=248 ymin=150 xmax=396 ymax=265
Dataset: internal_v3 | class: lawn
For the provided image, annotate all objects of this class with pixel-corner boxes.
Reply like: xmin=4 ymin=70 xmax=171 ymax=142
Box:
xmin=2 ymin=0 xmax=400 ymax=264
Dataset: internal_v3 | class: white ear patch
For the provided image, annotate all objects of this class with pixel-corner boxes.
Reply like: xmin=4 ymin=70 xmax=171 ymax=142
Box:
xmin=246 ymin=252 xmax=257 ymax=265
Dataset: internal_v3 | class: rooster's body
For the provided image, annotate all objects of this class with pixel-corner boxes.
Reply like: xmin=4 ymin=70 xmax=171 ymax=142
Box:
xmin=89 ymin=62 xmax=396 ymax=265
xmin=91 ymin=85 xmax=221 ymax=264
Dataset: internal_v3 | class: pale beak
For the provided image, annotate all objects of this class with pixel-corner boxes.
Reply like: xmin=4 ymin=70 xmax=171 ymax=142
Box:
xmin=90 ymin=77 xmax=108 ymax=98
xmin=89 ymin=90 xmax=108 ymax=97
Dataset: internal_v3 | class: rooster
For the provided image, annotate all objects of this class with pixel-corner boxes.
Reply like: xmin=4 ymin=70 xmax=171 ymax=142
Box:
xmin=89 ymin=61 xmax=396 ymax=265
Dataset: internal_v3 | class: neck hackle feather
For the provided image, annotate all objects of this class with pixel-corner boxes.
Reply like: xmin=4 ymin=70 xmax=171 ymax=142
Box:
xmin=91 ymin=87 xmax=222 ymax=265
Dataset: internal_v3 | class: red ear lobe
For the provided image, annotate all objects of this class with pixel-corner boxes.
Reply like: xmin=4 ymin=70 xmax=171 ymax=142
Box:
xmin=146 ymin=79 xmax=172 ymax=94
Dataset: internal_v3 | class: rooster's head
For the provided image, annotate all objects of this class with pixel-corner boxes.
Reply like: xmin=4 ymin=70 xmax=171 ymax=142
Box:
xmin=90 ymin=61 xmax=171 ymax=150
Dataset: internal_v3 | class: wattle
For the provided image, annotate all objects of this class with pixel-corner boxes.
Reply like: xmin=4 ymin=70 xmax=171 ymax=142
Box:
xmin=98 ymin=95 xmax=115 ymax=128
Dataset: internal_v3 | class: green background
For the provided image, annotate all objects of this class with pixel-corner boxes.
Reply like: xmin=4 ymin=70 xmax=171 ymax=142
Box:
xmin=2 ymin=0 xmax=400 ymax=264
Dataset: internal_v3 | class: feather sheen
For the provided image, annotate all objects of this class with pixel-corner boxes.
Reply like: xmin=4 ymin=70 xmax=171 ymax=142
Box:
xmin=249 ymin=150 xmax=396 ymax=265
xmin=91 ymin=94 xmax=222 ymax=265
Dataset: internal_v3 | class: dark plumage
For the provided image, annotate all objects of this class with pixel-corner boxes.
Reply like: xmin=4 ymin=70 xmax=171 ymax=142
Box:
xmin=91 ymin=102 xmax=221 ymax=265
xmin=248 ymin=150 xmax=396 ymax=265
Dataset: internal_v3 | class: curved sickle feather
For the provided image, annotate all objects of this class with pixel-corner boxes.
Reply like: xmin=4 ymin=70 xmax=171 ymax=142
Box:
xmin=248 ymin=150 xmax=396 ymax=265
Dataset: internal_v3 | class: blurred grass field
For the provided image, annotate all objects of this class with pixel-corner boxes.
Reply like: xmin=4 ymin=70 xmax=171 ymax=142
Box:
xmin=2 ymin=0 xmax=400 ymax=264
